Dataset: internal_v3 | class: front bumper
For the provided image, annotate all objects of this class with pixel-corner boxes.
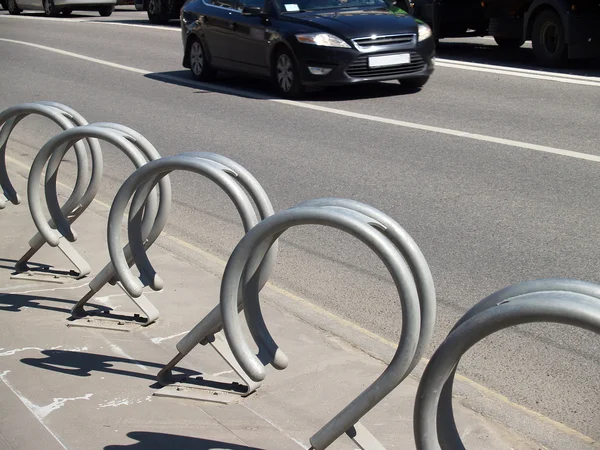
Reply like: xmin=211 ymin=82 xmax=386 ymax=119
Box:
xmin=291 ymin=38 xmax=435 ymax=87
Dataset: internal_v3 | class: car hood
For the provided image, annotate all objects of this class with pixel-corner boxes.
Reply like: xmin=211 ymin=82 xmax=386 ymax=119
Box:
xmin=284 ymin=8 xmax=418 ymax=39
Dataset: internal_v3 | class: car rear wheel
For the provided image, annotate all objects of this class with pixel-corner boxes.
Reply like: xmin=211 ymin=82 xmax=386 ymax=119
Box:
xmin=147 ymin=0 xmax=168 ymax=24
xmin=399 ymin=76 xmax=429 ymax=89
xmin=273 ymin=49 xmax=304 ymax=99
xmin=43 ymin=0 xmax=60 ymax=17
xmin=7 ymin=0 xmax=21 ymax=14
xmin=532 ymin=10 xmax=566 ymax=67
xmin=494 ymin=37 xmax=525 ymax=49
xmin=98 ymin=5 xmax=114 ymax=16
xmin=189 ymin=38 xmax=217 ymax=81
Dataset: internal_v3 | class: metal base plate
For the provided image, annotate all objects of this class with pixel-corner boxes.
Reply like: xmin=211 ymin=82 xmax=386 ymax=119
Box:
xmin=67 ymin=313 xmax=148 ymax=332
xmin=11 ymin=267 xmax=79 ymax=284
xmin=153 ymin=380 xmax=244 ymax=405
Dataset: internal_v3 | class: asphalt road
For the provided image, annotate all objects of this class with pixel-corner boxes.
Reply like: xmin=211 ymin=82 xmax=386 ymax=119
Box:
xmin=1 ymin=7 xmax=599 ymax=441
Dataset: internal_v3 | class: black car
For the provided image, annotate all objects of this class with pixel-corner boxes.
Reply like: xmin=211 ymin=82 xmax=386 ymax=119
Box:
xmin=180 ymin=0 xmax=435 ymax=97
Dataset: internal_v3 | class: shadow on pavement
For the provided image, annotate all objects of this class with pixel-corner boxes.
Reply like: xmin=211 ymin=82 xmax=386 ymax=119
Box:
xmin=0 ymin=257 xmax=49 ymax=273
xmin=104 ymin=432 xmax=263 ymax=449
xmin=145 ymin=70 xmax=422 ymax=102
xmin=21 ymin=349 xmax=199 ymax=385
xmin=0 ymin=292 xmax=109 ymax=314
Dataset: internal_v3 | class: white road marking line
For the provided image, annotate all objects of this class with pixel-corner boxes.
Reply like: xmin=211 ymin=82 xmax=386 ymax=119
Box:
xmin=2 ymin=37 xmax=599 ymax=165
xmin=437 ymin=61 xmax=600 ymax=87
xmin=88 ymin=20 xmax=176 ymax=31
xmin=437 ymin=58 xmax=600 ymax=82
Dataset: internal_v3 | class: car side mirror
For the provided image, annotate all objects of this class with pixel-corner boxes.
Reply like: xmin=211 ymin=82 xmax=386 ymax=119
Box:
xmin=242 ymin=5 xmax=264 ymax=15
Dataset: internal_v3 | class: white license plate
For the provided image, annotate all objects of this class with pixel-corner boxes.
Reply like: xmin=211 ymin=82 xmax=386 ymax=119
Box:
xmin=368 ymin=53 xmax=410 ymax=68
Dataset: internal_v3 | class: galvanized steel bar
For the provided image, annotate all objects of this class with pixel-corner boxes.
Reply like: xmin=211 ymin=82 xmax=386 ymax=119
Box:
xmin=217 ymin=201 xmax=432 ymax=449
xmin=413 ymin=287 xmax=600 ymax=450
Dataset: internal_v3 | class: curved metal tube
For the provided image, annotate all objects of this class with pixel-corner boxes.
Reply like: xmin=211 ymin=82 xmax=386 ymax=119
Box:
xmin=219 ymin=203 xmax=427 ymax=449
xmin=27 ymin=125 xmax=159 ymax=247
xmin=107 ymin=154 xmax=264 ymax=299
xmin=45 ymin=122 xmax=170 ymax=246
xmin=414 ymin=289 xmax=600 ymax=450
xmin=428 ymin=278 xmax=600 ymax=450
xmin=0 ymin=102 xmax=95 ymax=210
xmin=124 ymin=152 xmax=276 ymax=300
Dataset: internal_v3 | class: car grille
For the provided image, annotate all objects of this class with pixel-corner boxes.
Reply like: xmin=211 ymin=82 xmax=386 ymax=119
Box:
xmin=345 ymin=52 xmax=426 ymax=78
xmin=352 ymin=34 xmax=415 ymax=49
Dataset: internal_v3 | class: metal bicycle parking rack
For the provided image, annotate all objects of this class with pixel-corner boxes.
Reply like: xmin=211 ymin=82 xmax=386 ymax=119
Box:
xmin=0 ymin=101 xmax=98 ymax=281
xmin=197 ymin=198 xmax=436 ymax=449
xmin=104 ymin=152 xmax=279 ymax=401
xmin=413 ymin=278 xmax=600 ymax=450
xmin=3 ymin=101 xmax=599 ymax=450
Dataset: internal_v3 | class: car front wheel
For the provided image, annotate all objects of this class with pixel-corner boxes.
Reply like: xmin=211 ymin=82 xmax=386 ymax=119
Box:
xmin=7 ymin=0 xmax=21 ymax=14
xmin=273 ymin=49 xmax=304 ymax=99
xmin=189 ymin=38 xmax=217 ymax=81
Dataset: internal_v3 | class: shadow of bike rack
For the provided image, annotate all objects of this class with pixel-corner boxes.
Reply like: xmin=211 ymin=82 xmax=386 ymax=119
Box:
xmin=104 ymin=152 xmax=278 ymax=402
xmin=211 ymin=198 xmax=436 ymax=449
xmin=413 ymin=278 xmax=600 ymax=450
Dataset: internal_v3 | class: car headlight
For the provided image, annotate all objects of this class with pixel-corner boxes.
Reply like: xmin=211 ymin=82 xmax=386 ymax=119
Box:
xmin=418 ymin=23 xmax=432 ymax=42
xmin=296 ymin=33 xmax=351 ymax=48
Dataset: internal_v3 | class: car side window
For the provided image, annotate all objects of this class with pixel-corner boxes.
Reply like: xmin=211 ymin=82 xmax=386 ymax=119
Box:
xmin=235 ymin=0 xmax=265 ymax=10
xmin=210 ymin=0 xmax=236 ymax=9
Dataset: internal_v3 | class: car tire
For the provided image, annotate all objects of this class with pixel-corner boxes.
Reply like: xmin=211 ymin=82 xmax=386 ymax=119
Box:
xmin=147 ymin=0 xmax=168 ymax=24
xmin=273 ymin=49 xmax=304 ymax=99
xmin=494 ymin=37 xmax=525 ymax=49
xmin=188 ymin=38 xmax=217 ymax=81
xmin=61 ymin=7 xmax=72 ymax=15
xmin=98 ymin=5 xmax=114 ymax=16
xmin=43 ymin=0 xmax=60 ymax=16
xmin=399 ymin=76 xmax=429 ymax=89
xmin=0 ymin=0 xmax=8 ymax=10
xmin=531 ymin=10 xmax=567 ymax=67
xmin=7 ymin=0 xmax=21 ymax=14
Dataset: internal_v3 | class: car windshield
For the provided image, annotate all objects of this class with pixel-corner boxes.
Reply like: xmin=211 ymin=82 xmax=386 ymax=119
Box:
xmin=277 ymin=0 xmax=392 ymax=13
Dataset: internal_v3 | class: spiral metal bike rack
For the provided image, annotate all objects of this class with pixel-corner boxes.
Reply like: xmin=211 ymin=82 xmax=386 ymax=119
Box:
xmin=210 ymin=198 xmax=435 ymax=449
xmin=104 ymin=152 xmax=278 ymax=401
xmin=413 ymin=278 xmax=600 ymax=450
xmin=1 ymin=102 xmax=99 ymax=281
xmin=18 ymin=122 xmax=174 ymax=328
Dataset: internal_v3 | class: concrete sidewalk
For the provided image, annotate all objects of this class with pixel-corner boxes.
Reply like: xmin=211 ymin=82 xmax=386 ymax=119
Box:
xmin=0 ymin=157 xmax=591 ymax=450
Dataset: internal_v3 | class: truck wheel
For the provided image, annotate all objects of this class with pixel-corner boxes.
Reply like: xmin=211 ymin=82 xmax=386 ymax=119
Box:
xmin=494 ymin=37 xmax=525 ymax=49
xmin=531 ymin=10 xmax=567 ymax=67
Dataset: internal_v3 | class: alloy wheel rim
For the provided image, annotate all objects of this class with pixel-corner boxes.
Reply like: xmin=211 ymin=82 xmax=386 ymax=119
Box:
xmin=277 ymin=54 xmax=293 ymax=92
xmin=190 ymin=42 xmax=204 ymax=76
xmin=44 ymin=0 xmax=50 ymax=14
